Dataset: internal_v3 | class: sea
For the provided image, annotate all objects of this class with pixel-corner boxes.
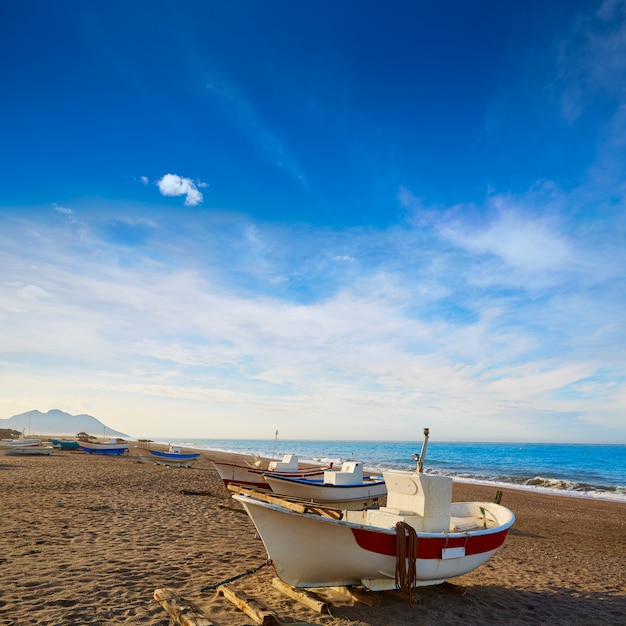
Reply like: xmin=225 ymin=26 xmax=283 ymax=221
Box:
xmin=164 ymin=437 xmax=626 ymax=504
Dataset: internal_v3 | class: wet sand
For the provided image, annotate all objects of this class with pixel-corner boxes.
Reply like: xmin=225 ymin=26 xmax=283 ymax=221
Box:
xmin=0 ymin=446 xmax=624 ymax=625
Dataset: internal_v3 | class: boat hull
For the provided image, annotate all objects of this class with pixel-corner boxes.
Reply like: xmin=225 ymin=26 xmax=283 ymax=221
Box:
xmin=146 ymin=450 xmax=201 ymax=467
xmin=0 ymin=438 xmax=42 ymax=447
xmin=79 ymin=442 xmax=129 ymax=455
xmin=233 ymin=495 xmax=514 ymax=590
xmin=213 ymin=461 xmax=327 ymax=490
xmin=0 ymin=445 xmax=54 ymax=456
xmin=51 ymin=440 xmax=80 ymax=450
xmin=264 ymin=474 xmax=387 ymax=509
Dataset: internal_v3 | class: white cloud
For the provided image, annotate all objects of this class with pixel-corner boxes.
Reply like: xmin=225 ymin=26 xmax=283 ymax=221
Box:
xmin=53 ymin=204 xmax=73 ymax=215
xmin=157 ymin=173 xmax=206 ymax=206
xmin=18 ymin=285 xmax=53 ymax=300
xmin=140 ymin=176 xmax=149 ymax=185
xmin=439 ymin=205 xmax=573 ymax=274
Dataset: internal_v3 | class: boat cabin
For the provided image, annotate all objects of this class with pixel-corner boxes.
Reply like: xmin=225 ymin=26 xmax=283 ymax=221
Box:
xmin=346 ymin=473 xmax=453 ymax=532
xmin=268 ymin=454 xmax=299 ymax=472
xmin=323 ymin=461 xmax=364 ymax=485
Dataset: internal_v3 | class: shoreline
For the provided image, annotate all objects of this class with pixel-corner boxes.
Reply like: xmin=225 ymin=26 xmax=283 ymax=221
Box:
xmin=1 ymin=447 xmax=625 ymax=624
xmin=150 ymin=439 xmax=626 ymax=505
xmin=9 ymin=434 xmax=626 ymax=503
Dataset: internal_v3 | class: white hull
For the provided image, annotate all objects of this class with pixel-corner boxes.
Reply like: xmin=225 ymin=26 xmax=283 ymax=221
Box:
xmin=234 ymin=494 xmax=514 ymax=590
xmin=264 ymin=474 xmax=387 ymax=508
xmin=213 ymin=459 xmax=328 ymax=490
xmin=0 ymin=438 xmax=42 ymax=447
xmin=0 ymin=445 xmax=54 ymax=456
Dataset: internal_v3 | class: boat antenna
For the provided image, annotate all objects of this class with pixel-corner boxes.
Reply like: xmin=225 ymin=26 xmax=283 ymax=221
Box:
xmin=272 ymin=429 xmax=278 ymax=460
xmin=412 ymin=428 xmax=430 ymax=473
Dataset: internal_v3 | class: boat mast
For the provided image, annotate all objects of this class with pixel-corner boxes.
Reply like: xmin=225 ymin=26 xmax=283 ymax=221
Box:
xmin=412 ymin=427 xmax=429 ymax=473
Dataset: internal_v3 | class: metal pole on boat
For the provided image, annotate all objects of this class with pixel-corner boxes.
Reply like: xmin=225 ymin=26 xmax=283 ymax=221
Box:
xmin=414 ymin=428 xmax=429 ymax=473
xmin=272 ymin=430 xmax=278 ymax=460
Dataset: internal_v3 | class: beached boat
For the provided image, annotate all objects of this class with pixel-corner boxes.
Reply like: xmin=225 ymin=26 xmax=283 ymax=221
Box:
xmin=232 ymin=430 xmax=515 ymax=591
xmin=214 ymin=454 xmax=331 ymax=490
xmin=0 ymin=440 xmax=54 ymax=455
xmin=79 ymin=440 xmax=129 ymax=455
xmin=51 ymin=439 xmax=81 ymax=450
xmin=0 ymin=438 xmax=42 ymax=447
xmin=264 ymin=461 xmax=386 ymax=509
xmin=144 ymin=446 xmax=201 ymax=467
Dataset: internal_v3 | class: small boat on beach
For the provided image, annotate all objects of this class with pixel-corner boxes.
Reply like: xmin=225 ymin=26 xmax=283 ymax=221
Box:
xmin=0 ymin=438 xmax=42 ymax=447
xmin=51 ymin=439 xmax=81 ymax=450
xmin=144 ymin=446 xmax=201 ymax=467
xmin=233 ymin=429 xmax=515 ymax=591
xmin=0 ymin=439 xmax=54 ymax=455
xmin=264 ymin=460 xmax=386 ymax=509
xmin=79 ymin=440 xmax=129 ymax=455
xmin=214 ymin=454 xmax=331 ymax=490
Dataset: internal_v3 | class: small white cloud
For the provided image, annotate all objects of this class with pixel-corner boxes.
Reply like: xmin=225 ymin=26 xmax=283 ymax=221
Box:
xmin=157 ymin=173 xmax=206 ymax=206
xmin=19 ymin=285 xmax=52 ymax=300
xmin=140 ymin=176 xmax=149 ymax=185
xmin=53 ymin=204 xmax=73 ymax=215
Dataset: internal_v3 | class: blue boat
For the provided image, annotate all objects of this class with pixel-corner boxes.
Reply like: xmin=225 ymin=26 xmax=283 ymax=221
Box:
xmin=79 ymin=440 xmax=129 ymax=455
xmin=145 ymin=446 xmax=201 ymax=467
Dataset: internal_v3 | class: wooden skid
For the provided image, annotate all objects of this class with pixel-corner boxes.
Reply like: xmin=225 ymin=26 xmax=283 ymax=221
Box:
xmin=271 ymin=577 xmax=329 ymax=613
xmin=228 ymin=484 xmax=343 ymax=519
xmin=346 ymin=585 xmax=384 ymax=607
xmin=154 ymin=587 xmax=214 ymax=626
xmin=217 ymin=583 xmax=279 ymax=625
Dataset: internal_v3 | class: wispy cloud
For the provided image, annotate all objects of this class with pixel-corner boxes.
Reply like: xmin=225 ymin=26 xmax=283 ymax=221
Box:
xmin=205 ymin=79 xmax=308 ymax=188
xmin=0 ymin=192 xmax=624 ymax=441
xmin=558 ymin=0 xmax=626 ymax=122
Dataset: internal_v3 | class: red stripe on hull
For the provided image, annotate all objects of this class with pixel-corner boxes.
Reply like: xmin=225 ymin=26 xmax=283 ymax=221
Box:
xmin=351 ymin=527 xmax=510 ymax=559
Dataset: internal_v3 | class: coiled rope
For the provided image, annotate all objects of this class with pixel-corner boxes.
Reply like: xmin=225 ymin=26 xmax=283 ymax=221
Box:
xmin=395 ymin=521 xmax=418 ymax=605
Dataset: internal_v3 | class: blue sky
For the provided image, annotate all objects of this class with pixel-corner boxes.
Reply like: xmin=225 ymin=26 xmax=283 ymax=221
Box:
xmin=1 ymin=1 xmax=625 ymax=443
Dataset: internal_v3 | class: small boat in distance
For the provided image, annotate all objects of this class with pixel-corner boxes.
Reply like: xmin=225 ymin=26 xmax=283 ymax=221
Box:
xmin=51 ymin=439 xmax=81 ymax=450
xmin=0 ymin=438 xmax=42 ymax=447
xmin=0 ymin=439 xmax=54 ymax=455
xmin=144 ymin=445 xmax=201 ymax=467
xmin=233 ymin=429 xmax=515 ymax=591
xmin=79 ymin=440 xmax=129 ymax=455
xmin=264 ymin=461 xmax=386 ymax=509
xmin=214 ymin=454 xmax=332 ymax=490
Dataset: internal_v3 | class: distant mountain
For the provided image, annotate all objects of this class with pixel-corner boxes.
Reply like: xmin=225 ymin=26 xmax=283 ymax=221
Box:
xmin=0 ymin=409 xmax=129 ymax=438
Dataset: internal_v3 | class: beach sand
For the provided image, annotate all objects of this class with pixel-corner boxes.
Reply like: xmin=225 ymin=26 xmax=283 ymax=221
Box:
xmin=1 ymin=446 xmax=624 ymax=625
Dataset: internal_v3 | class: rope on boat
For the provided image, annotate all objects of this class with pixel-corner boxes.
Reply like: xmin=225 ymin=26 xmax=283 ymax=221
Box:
xmin=74 ymin=559 xmax=273 ymax=623
xmin=395 ymin=521 xmax=418 ymax=605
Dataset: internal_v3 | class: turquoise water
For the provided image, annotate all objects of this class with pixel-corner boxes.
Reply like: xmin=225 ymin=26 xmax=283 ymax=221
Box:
xmin=165 ymin=437 xmax=626 ymax=503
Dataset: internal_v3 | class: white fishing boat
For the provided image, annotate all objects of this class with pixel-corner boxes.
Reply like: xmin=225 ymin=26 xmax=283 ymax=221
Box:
xmin=79 ymin=440 xmax=129 ymax=455
xmin=0 ymin=440 xmax=54 ymax=455
xmin=0 ymin=438 xmax=42 ymax=447
xmin=264 ymin=461 xmax=386 ymax=509
xmin=233 ymin=429 xmax=515 ymax=591
xmin=214 ymin=454 xmax=331 ymax=490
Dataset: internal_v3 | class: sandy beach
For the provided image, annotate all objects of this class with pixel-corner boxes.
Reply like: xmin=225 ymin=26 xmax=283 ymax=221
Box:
xmin=1 ymin=446 xmax=624 ymax=625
